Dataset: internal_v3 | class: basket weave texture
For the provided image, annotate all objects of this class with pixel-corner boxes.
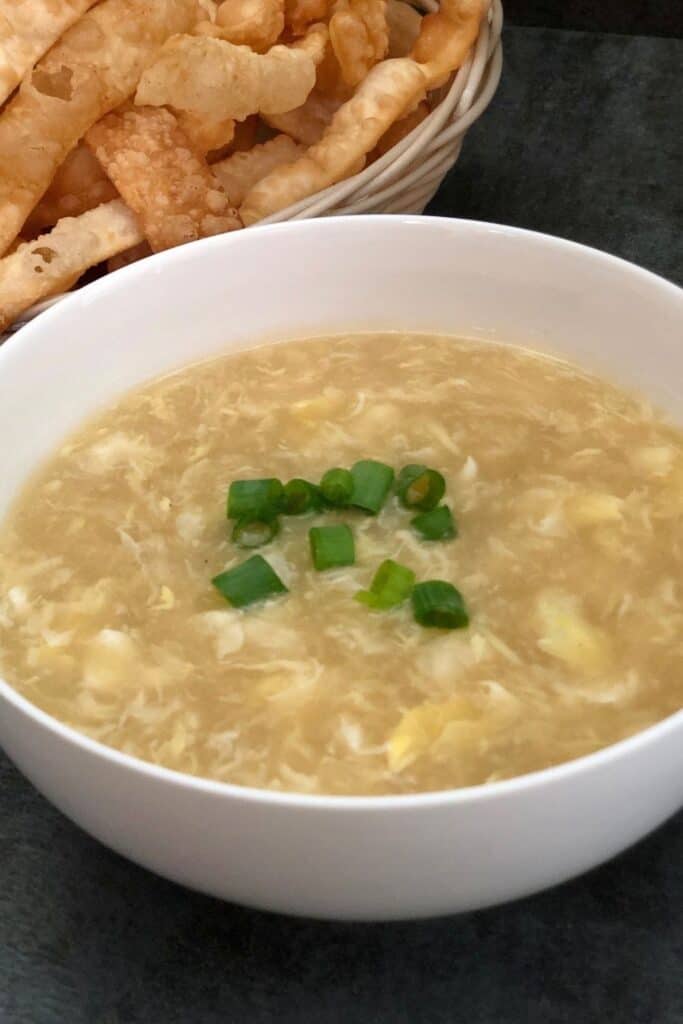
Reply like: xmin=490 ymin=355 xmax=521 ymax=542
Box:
xmin=262 ymin=0 xmax=504 ymax=223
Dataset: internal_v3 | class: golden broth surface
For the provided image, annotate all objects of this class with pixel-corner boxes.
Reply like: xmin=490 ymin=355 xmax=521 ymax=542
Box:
xmin=1 ymin=334 xmax=682 ymax=794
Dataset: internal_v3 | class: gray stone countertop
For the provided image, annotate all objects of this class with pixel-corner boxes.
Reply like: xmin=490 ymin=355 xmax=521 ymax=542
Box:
xmin=1 ymin=24 xmax=682 ymax=1024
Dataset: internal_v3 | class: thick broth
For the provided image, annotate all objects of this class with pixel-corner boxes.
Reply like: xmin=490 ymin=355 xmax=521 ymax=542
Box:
xmin=1 ymin=334 xmax=681 ymax=795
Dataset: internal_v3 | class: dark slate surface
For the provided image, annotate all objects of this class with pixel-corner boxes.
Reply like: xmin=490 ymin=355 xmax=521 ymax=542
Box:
xmin=428 ymin=28 xmax=683 ymax=282
xmin=1 ymin=25 xmax=682 ymax=1024
xmin=502 ymin=1 xmax=683 ymax=38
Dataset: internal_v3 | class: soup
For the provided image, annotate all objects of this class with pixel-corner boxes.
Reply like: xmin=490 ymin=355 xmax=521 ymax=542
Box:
xmin=0 ymin=334 xmax=681 ymax=795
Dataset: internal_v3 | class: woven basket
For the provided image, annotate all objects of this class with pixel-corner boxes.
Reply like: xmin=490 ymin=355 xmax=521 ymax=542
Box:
xmin=3 ymin=0 xmax=503 ymax=336
xmin=261 ymin=0 xmax=504 ymax=223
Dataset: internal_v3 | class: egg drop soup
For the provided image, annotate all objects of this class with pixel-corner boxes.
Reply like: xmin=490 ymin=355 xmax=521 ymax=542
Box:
xmin=1 ymin=334 xmax=681 ymax=795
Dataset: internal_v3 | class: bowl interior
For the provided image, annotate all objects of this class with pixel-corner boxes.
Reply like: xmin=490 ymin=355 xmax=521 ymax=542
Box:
xmin=1 ymin=217 xmax=681 ymax=921
xmin=1 ymin=217 xmax=681 ymax=527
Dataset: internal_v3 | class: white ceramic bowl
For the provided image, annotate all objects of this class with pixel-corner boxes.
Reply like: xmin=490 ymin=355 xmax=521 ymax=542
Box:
xmin=0 ymin=217 xmax=681 ymax=921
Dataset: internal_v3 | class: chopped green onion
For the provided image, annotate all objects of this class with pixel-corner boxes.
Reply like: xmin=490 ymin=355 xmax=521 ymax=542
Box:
xmin=232 ymin=516 xmax=280 ymax=548
xmin=319 ymin=467 xmax=354 ymax=506
xmin=355 ymin=559 xmax=415 ymax=610
xmin=396 ymin=464 xmax=446 ymax=511
xmin=309 ymin=524 xmax=355 ymax=570
xmin=411 ymin=581 xmax=469 ymax=629
xmin=282 ymin=478 xmax=322 ymax=515
xmin=350 ymin=459 xmax=395 ymax=514
xmin=227 ymin=478 xmax=283 ymax=520
xmin=212 ymin=555 xmax=287 ymax=608
xmin=411 ymin=505 xmax=457 ymax=541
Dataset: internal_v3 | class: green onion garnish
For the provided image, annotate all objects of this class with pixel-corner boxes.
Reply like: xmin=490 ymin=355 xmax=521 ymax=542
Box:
xmin=396 ymin=464 xmax=446 ymax=511
xmin=309 ymin=524 xmax=355 ymax=570
xmin=282 ymin=478 xmax=322 ymax=515
xmin=350 ymin=459 xmax=395 ymax=514
xmin=411 ymin=581 xmax=469 ymax=629
xmin=411 ymin=505 xmax=457 ymax=541
xmin=227 ymin=478 xmax=284 ymax=520
xmin=319 ymin=467 xmax=354 ymax=506
xmin=232 ymin=516 xmax=280 ymax=548
xmin=212 ymin=555 xmax=287 ymax=608
xmin=355 ymin=559 xmax=415 ymax=610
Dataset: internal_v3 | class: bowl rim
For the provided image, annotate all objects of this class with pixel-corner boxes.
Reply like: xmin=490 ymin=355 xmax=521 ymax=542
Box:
xmin=2 ymin=679 xmax=681 ymax=810
xmin=1 ymin=214 xmax=682 ymax=812
xmin=2 ymin=215 xmax=682 ymax=350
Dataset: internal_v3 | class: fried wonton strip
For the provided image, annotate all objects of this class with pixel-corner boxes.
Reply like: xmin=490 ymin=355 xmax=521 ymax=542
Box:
xmin=175 ymin=110 xmax=236 ymax=153
xmin=0 ymin=200 xmax=142 ymax=330
xmin=262 ymin=89 xmax=341 ymax=144
xmin=369 ymin=97 xmax=428 ymax=159
xmin=0 ymin=0 xmax=197 ymax=256
xmin=196 ymin=0 xmax=218 ymax=18
xmin=85 ymin=106 xmax=241 ymax=252
xmin=284 ymin=0 xmax=328 ymax=36
xmin=329 ymin=0 xmax=388 ymax=88
xmin=23 ymin=144 xmax=118 ymax=236
xmin=4 ymin=236 xmax=25 ymax=256
xmin=0 ymin=0 xmax=98 ymax=106
xmin=135 ymin=25 xmax=326 ymax=122
xmin=290 ymin=21 xmax=328 ymax=63
xmin=24 ymin=108 xmax=234 ymax=237
xmin=240 ymin=56 xmax=426 ymax=223
xmin=411 ymin=0 xmax=485 ymax=87
xmin=386 ymin=0 xmax=422 ymax=58
xmin=212 ymin=135 xmax=303 ymax=205
xmin=207 ymin=0 xmax=285 ymax=52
